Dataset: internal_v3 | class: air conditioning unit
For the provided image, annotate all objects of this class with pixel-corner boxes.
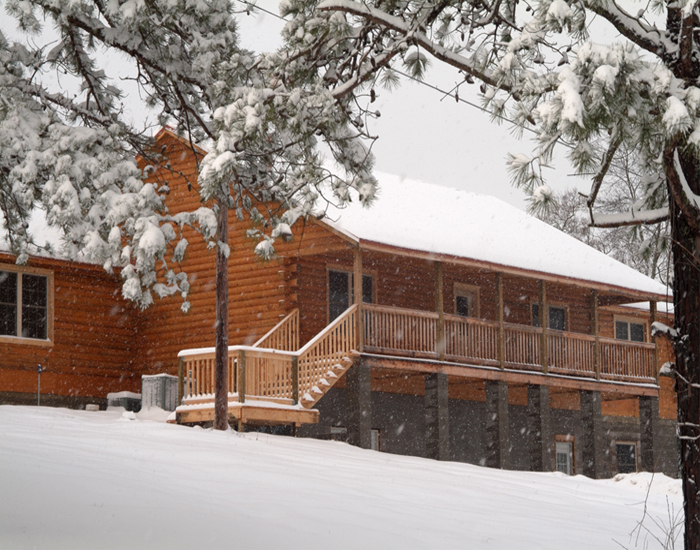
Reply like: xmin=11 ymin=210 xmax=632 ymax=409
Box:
xmin=107 ymin=391 xmax=142 ymax=412
xmin=141 ymin=374 xmax=178 ymax=411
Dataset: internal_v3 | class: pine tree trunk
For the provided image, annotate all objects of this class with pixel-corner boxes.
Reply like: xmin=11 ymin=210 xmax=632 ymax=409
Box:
xmin=214 ymin=200 xmax=229 ymax=431
xmin=669 ymin=182 xmax=700 ymax=550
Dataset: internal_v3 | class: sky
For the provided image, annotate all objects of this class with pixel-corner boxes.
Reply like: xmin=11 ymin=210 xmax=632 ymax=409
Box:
xmin=233 ymin=0 xmax=587 ymax=209
xmin=0 ymin=0 xmax=608 ymax=211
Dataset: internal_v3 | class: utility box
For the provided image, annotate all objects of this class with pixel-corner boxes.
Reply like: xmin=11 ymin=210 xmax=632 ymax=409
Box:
xmin=141 ymin=374 xmax=178 ymax=411
xmin=107 ymin=391 xmax=142 ymax=412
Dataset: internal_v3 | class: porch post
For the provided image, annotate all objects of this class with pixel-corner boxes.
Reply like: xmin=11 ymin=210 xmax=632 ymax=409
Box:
xmin=580 ymin=390 xmax=605 ymax=478
xmin=434 ymin=261 xmax=445 ymax=361
xmin=527 ymin=384 xmax=554 ymax=471
xmin=354 ymin=246 xmax=364 ymax=353
xmin=485 ymin=380 xmax=509 ymax=469
xmin=650 ymin=301 xmax=659 ymax=383
xmin=425 ymin=372 xmax=449 ymax=460
xmin=592 ymin=290 xmax=601 ymax=380
xmin=496 ymin=273 xmax=505 ymax=369
xmin=346 ymin=358 xmax=371 ymax=448
xmin=639 ymin=395 xmax=661 ymax=472
xmin=538 ymin=280 xmax=548 ymax=373
xmin=177 ymin=357 xmax=184 ymax=405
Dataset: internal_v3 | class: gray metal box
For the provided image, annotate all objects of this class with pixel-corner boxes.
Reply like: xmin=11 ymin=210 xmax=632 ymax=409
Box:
xmin=107 ymin=391 xmax=142 ymax=412
xmin=141 ymin=374 xmax=178 ymax=411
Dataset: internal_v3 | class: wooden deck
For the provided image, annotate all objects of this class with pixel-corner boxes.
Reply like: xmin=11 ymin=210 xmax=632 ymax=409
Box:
xmin=175 ymin=303 xmax=659 ymax=426
xmin=176 ymin=307 xmax=357 ymax=426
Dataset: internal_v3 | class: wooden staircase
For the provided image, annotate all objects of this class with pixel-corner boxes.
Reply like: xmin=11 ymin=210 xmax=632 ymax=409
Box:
xmin=175 ymin=306 xmax=358 ymax=425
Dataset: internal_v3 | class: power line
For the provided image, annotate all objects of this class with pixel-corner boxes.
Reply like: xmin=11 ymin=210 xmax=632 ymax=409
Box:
xmin=237 ymin=1 xmax=564 ymax=145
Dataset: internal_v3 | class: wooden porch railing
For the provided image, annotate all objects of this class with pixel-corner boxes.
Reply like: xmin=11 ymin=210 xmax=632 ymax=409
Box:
xmin=363 ymin=303 xmax=657 ymax=382
xmin=252 ymin=309 xmax=299 ymax=351
xmin=178 ymin=305 xmax=358 ymax=406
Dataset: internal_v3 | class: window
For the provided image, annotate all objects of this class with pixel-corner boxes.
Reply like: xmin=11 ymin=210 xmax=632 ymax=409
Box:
xmin=532 ymin=304 xmax=567 ymax=331
xmin=615 ymin=319 xmax=646 ymax=342
xmin=454 ymin=284 xmax=479 ymax=317
xmin=555 ymin=441 xmax=573 ymax=475
xmin=0 ymin=269 xmax=50 ymax=340
xmin=370 ymin=428 xmax=381 ymax=451
xmin=328 ymin=269 xmax=373 ymax=322
xmin=616 ymin=442 xmax=637 ymax=473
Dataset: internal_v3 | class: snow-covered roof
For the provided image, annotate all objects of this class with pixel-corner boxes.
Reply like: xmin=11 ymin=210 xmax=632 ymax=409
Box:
xmin=321 ymin=173 xmax=670 ymax=298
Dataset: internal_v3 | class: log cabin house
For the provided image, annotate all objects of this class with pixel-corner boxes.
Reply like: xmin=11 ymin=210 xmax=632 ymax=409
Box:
xmin=0 ymin=129 xmax=678 ymax=478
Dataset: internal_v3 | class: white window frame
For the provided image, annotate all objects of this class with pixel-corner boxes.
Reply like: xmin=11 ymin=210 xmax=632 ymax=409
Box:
xmin=614 ymin=316 xmax=648 ymax=343
xmin=0 ymin=264 xmax=54 ymax=346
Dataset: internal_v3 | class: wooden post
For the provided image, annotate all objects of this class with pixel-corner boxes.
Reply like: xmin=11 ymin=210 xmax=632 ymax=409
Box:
xmin=650 ymin=301 xmax=659 ymax=383
xmin=237 ymin=349 xmax=246 ymax=403
xmin=177 ymin=357 xmax=184 ymax=405
xmin=435 ymin=261 xmax=445 ymax=361
xmin=354 ymin=246 xmax=364 ymax=353
xmin=592 ymin=290 xmax=600 ymax=380
xmin=496 ymin=273 xmax=505 ymax=369
xmin=539 ymin=280 xmax=548 ymax=374
xmin=292 ymin=356 xmax=299 ymax=405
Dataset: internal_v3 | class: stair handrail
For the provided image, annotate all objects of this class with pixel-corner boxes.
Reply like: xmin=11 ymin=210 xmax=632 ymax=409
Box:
xmin=297 ymin=304 xmax=358 ymax=356
xmin=252 ymin=309 xmax=299 ymax=350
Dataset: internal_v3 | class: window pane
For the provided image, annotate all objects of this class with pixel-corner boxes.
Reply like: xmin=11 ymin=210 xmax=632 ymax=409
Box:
xmin=0 ymin=272 xmax=17 ymax=336
xmin=531 ymin=304 xmax=540 ymax=327
xmin=555 ymin=442 xmax=572 ymax=475
xmin=21 ymin=274 xmax=47 ymax=339
xmin=22 ymin=275 xmax=47 ymax=308
xmin=615 ymin=321 xmax=629 ymax=340
xmin=616 ymin=443 xmax=637 ymax=473
xmin=362 ymin=275 xmax=373 ymax=304
xmin=630 ymin=323 xmax=645 ymax=342
xmin=549 ymin=307 xmax=566 ymax=331
xmin=456 ymin=295 xmax=471 ymax=317
xmin=0 ymin=271 xmax=17 ymax=304
xmin=328 ymin=270 xmax=350 ymax=322
xmin=0 ymin=303 xmax=17 ymax=336
xmin=22 ymin=304 xmax=47 ymax=339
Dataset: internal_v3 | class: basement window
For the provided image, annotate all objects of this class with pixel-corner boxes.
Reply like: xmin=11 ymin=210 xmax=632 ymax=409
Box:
xmin=0 ymin=270 xmax=50 ymax=340
xmin=616 ymin=442 xmax=637 ymax=474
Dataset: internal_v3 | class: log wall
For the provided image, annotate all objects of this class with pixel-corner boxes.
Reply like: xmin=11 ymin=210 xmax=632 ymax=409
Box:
xmin=0 ymin=254 xmax=138 ymax=401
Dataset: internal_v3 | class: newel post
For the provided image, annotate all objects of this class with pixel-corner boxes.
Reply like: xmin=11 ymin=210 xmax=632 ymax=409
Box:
xmin=435 ymin=261 xmax=445 ymax=361
xmin=592 ymin=290 xmax=601 ymax=380
xmin=237 ymin=349 xmax=246 ymax=403
xmin=292 ymin=356 xmax=299 ymax=405
xmin=538 ymin=280 xmax=548 ymax=373
xmin=177 ymin=357 xmax=184 ymax=405
xmin=354 ymin=246 xmax=364 ymax=353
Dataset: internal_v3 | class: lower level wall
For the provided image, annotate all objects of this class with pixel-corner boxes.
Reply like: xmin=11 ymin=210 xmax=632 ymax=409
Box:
xmin=303 ymin=387 xmax=679 ymax=479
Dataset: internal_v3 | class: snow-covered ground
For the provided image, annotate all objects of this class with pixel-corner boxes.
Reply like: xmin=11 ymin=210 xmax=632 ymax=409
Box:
xmin=0 ymin=405 xmax=683 ymax=549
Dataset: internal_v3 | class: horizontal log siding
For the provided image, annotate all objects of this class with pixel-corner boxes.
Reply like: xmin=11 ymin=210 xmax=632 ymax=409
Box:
xmin=0 ymin=256 xmax=138 ymax=398
xmin=133 ymin=132 xmax=347 ymax=375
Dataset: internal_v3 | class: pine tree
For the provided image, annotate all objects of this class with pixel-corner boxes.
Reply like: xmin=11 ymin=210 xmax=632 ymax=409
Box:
xmin=276 ymin=0 xmax=700 ymax=544
xmin=1 ymin=0 xmax=377 ymax=430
